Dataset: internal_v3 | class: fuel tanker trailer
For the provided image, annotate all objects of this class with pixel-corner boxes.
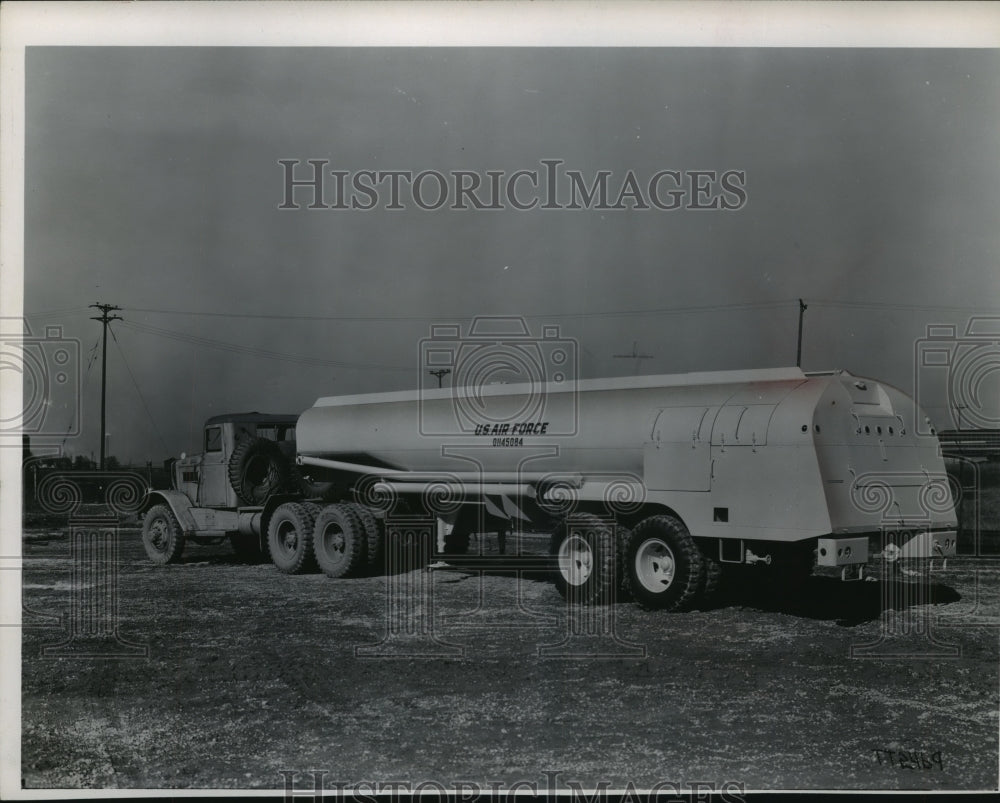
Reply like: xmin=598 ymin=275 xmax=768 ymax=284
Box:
xmin=140 ymin=367 xmax=957 ymax=611
xmin=289 ymin=366 xmax=957 ymax=610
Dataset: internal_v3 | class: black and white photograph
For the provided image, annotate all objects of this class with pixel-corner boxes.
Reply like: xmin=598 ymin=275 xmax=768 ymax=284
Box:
xmin=2 ymin=2 xmax=999 ymax=798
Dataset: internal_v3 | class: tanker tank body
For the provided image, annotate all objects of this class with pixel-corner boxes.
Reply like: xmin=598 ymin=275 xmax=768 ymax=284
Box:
xmin=292 ymin=367 xmax=957 ymax=611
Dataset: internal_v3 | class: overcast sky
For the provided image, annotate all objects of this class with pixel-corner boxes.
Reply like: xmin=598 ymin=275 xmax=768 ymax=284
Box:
xmin=23 ymin=46 xmax=1000 ymax=463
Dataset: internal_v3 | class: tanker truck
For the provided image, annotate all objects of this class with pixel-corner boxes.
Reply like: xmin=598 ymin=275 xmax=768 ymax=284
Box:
xmin=139 ymin=367 xmax=958 ymax=611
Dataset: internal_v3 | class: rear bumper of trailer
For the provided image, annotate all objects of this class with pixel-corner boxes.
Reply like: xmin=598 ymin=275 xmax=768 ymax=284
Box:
xmin=817 ymin=528 xmax=957 ymax=568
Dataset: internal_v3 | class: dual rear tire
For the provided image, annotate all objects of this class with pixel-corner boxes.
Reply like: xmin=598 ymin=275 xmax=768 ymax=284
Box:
xmin=267 ymin=501 xmax=384 ymax=577
xmin=550 ymin=512 xmax=720 ymax=611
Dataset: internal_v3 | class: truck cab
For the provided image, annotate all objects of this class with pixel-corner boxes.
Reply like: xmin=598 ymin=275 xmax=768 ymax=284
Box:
xmin=173 ymin=413 xmax=298 ymax=508
xmin=141 ymin=413 xmax=302 ymax=565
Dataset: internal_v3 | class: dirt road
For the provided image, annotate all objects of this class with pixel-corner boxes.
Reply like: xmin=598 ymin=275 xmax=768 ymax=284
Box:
xmin=20 ymin=527 xmax=1000 ymax=791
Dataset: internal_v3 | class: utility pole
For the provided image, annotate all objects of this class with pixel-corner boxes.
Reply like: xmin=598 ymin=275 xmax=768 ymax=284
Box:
xmin=796 ymin=298 xmax=808 ymax=368
xmin=428 ymin=368 xmax=451 ymax=388
xmin=613 ymin=341 xmax=654 ymax=375
xmin=956 ymin=404 xmax=966 ymax=431
xmin=90 ymin=303 xmax=122 ymax=470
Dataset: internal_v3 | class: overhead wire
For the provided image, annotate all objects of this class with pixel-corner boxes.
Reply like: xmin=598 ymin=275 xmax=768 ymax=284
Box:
xmin=124 ymin=299 xmax=795 ymax=322
xmin=58 ymin=336 xmax=101 ymax=451
xmin=119 ymin=319 xmax=411 ymax=372
xmin=109 ymin=326 xmax=171 ymax=458
xmin=27 ymin=297 xmax=999 ymax=326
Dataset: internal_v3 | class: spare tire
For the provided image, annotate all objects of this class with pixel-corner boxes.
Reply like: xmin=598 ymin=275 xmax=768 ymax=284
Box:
xmin=228 ymin=436 xmax=292 ymax=505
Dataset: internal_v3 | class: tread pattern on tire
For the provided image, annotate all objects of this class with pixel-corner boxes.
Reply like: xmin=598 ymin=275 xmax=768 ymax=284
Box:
xmin=615 ymin=524 xmax=632 ymax=600
xmin=142 ymin=504 xmax=185 ymax=565
xmin=313 ymin=503 xmax=367 ymax=578
xmin=550 ymin=513 xmax=617 ymax=606
xmin=267 ymin=502 xmax=318 ymax=574
xmin=700 ymin=543 xmax=723 ymax=604
xmin=346 ymin=502 xmax=383 ymax=571
xmin=228 ymin=436 xmax=292 ymax=505
xmin=624 ymin=514 xmax=705 ymax=612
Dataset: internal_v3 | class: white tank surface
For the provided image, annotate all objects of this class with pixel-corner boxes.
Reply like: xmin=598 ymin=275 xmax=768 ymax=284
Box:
xmin=296 ymin=366 xmax=956 ymax=547
xmin=297 ymin=367 xmax=809 ymax=474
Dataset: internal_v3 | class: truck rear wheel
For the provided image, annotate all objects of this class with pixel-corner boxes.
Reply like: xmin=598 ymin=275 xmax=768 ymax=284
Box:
xmin=550 ymin=514 xmax=617 ymax=605
xmin=229 ymin=436 xmax=292 ymax=505
xmin=267 ymin=502 xmax=317 ymax=574
xmin=142 ymin=504 xmax=185 ymax=565
xmin=313 ymin=504 xmax=367 ymax=578
xmin=625 ymin=515 xmax=705 ymax=611
xmin=346 ymin=502 xmax=383 ymax=572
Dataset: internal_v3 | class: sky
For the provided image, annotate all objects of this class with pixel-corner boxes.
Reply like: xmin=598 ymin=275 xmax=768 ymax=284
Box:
xmin=22 ymin=46 xmax=1000 ymax=463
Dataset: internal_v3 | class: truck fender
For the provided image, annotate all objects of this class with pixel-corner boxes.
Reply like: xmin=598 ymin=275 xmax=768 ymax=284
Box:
xmin=140 ymin=490 xmax=199 ymax=535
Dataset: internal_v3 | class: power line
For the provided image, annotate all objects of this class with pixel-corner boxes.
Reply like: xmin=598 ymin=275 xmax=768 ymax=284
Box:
xmin=24 ymin=305 xmax=92 ymax=320
xmin=119 ymin=320 xmax=410 ymax=372
xmin=109 ymin=326 xmax=171 ymax=458
xmin=810 ymin=299 xmax=1000 ymax=313
xmin=428 ymin=368 xmax=451 ymax=388
xmin=613 ymin=341 xmax=655 ymax=374
xmin=26 ymin=297 xmax=1000 ymax=324
xmin=123 ymin=299 xmax=795 ymax=323
xmin=59 ymin=336 xmax=101 ymax=451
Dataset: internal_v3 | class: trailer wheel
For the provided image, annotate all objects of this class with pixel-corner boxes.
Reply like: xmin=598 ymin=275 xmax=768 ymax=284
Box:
xmin=550 ymin=514 xmax=617 ymax=605
xmin=228 ymin=436 xmax=293 ymax=505
xmin=142 ymin=504 xmax=186 ymax=565
xmin=346 ymin=502 xmax=383 ymax=572
xmin=625 ymin=515 xmax=705 ymax=611
xmin=313 ymin=504 xmax=367 ymax=578
xmin=267 ymin=502 xmax=318 ymax=574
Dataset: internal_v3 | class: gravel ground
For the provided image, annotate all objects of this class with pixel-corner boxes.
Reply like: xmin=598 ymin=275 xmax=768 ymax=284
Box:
xmin=20 ymin=526 xmax=1000 ymax=792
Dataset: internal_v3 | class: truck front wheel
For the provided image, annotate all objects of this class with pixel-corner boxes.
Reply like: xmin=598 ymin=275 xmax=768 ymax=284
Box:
xmin=625 ymin=515 xmax=705 ymax=611
xmin=142 ymin=504 xmax=185 ymax=565
xmin=550 ymin=514 xmax=617 ymax=605
xmin=267 ymin=502 xmax=317 ymax=574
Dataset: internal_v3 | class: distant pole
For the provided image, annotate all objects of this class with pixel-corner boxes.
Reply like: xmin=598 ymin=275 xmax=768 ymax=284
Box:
xmin=796 ymin=298 xmax=808 ymax=368
xmin=90 ymin=303 xmax=123 ymax=470
xmin=613 ymin=341 xmax=655 ymax=375
xmin=429 ymin=368 xmax=451 ymax=388
xmin=956 ymin=404 xmax=966 ymax=431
